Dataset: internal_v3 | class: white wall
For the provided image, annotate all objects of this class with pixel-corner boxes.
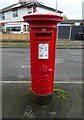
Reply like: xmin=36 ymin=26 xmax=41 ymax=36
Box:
xmin=5 ymin=11 xmax=13 ymax=22
xmin=82 ymin=1 xmax=84 ymax=20
xmin=37 ymin=7 xmax=55 ymax=14
xmin=0 ymin=7 xmax=28 ymax=23
xmin=18 ymin=7 xmax=28 ymax=21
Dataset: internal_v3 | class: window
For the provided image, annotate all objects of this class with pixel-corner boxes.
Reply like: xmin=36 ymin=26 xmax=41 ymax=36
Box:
xmin=0 ymin=13 xmax=5 ymax=20
xmin=12 ymin=10 xmax=18 ymax=17
xmin=27 ymin=7 xmax=33 ymax=14
xmin=0 ymin=14 xmax=1 ymax=20
xmin=6 ymin=26 xmax=21 ymax=32
xmin=23 ymin=25 xmax=26 ymax=32
xmin=23 ymin=25 xmax=29 ymax=32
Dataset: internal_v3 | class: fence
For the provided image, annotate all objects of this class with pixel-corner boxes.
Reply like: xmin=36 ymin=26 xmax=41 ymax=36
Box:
xmin=0 ymin=33 xmax=30 ymax=42
xmin=58 ymin=25 xmax=84 ymax=40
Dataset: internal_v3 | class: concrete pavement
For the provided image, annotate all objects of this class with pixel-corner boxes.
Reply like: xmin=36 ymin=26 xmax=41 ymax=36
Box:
xmin=2 ymin=82 xmax=82 ymax=119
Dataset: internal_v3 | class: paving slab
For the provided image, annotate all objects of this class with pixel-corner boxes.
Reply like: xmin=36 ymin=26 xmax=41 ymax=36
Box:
xmin=2 ymin=82 xmax=82 ymax=119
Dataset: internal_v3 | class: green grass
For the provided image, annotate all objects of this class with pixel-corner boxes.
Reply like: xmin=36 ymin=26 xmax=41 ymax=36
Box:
xmin=54 ymin=88 xmax=68 ymax=100
xmin=56 ymin=43 xmax=76 ymax=47
xmin=1 ymin=43 xmax=30 ymax=47
xmin=0 ymin=42 xmax=79 ymax=47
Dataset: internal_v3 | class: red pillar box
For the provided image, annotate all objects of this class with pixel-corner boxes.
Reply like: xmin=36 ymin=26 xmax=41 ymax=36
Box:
xmin=23 ymin=13 xmax=63 ymax=104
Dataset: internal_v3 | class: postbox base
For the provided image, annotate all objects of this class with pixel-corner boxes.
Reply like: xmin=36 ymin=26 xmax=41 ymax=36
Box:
xmin=31 ymin=92 xmax=52 ymax=105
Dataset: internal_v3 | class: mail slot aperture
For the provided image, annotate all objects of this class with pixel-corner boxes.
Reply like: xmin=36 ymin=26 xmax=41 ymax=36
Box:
xmin=35 ymin=32 xmax=52 ymax=40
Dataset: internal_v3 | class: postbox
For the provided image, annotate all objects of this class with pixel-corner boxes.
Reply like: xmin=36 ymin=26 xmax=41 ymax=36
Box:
xmin=23 ymin=13 xmax=63 ymax=103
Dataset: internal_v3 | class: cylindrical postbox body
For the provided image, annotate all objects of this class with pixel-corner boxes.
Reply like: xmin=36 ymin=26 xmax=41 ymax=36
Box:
xmin=23 ymin=13 xmax=63 ymax=101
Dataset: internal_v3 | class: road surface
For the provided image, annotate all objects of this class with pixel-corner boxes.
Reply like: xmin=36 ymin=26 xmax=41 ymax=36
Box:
xmin=1 ymin=48 xmax=82 ymax=81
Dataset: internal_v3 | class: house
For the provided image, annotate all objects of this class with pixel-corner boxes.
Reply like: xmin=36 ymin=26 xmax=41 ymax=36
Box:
xmin=0 ymin=0 xmax=63 ymax=24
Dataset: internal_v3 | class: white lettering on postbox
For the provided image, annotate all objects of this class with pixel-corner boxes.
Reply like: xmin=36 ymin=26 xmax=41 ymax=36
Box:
xmin=38 ymin=44 xmax=49 ymax=59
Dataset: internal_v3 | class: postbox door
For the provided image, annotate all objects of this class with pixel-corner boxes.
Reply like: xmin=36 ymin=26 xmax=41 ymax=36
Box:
xmin=30 ymin=29 xmax=56 ymax=95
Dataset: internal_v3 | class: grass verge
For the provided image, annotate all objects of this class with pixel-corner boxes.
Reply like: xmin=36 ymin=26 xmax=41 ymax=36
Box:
xmin=0 ymin=43 xmax=80 ymax=48
xmin=0 ymin=43 xmax=30 ymax=47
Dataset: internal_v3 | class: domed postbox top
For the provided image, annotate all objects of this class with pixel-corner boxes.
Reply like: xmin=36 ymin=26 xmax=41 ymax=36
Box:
xmin=23 ymin=13 xmax=63 ymax=28
xmin=23 ymin=13 xmax=63 ymax=24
